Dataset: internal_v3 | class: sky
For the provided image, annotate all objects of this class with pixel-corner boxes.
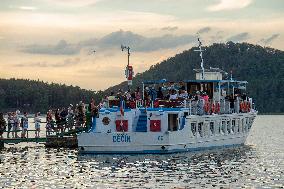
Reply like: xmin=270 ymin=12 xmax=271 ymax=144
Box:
xmin=0 ymin=0 xmax=283 ymax=91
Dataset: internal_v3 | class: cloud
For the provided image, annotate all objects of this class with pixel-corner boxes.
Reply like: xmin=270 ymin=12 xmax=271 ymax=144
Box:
xmin=43 ymin=0 xmax=103 ymax=7
xmin=227 ymin=32 xmax=250 ymax=42
xmin=23 ymin=30 xmax=196 ymax=55
xmin=207 ymin=0 xmax=253 ymax=11
xmin=197 ymin=27 xmax=211 ymax=34
xmin=161 ymin=26 xmax=178 ymax=32
xmin=259 ymin=34 xmax=280 ymax=45
xmin=14 ymin=58 xmax=81 ymax=67
xmin=18 ymin=6 xmax=37 ymax=11
xmin=137 ymin=34 xmax=195 ymax=52
xmin=84 ymin=30 xmax=195 ymax=52
xmin=23 ymin=40 xmax=80 ymax=55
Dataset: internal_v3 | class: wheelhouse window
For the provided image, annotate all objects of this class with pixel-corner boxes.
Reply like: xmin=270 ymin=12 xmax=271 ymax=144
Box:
xmin=168 ymin=113 xmax=178 ymax=131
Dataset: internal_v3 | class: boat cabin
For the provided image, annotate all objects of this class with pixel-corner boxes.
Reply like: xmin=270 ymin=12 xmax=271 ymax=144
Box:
xmin=92 ymin=68 xmax=250 ymax=135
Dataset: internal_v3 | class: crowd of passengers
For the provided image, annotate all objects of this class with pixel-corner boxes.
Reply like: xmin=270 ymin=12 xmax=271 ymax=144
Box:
xmin=0 ymin=99 xmax=99 ymax=139
xmin=100 ymin=86 xmax=251 ymax=112
xmin=101 ymin=86 xmax=201 ymax=108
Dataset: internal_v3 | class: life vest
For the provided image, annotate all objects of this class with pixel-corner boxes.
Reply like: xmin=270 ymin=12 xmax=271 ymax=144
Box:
xmin=211 ymin=103 xmax=215 ymax=114
xmin=240 ymin=102 xmax=244 ymax=112
xmin=154 ymin=100 xmax=159 ymax=108
xmin=204 ymin=101 xmax=210 ymax=113
xmin=247 ymin=102 xmax=251 ymax=112
xmin=215 ymin=102 xmax=220 ymax=114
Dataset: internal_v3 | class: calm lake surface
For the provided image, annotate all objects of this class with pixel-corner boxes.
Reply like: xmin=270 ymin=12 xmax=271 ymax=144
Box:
xmin=0 ymin=115 xmax=283 ymax=188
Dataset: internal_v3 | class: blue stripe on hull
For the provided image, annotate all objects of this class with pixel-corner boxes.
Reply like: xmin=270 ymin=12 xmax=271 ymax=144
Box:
xmin=79 ymin=143 xmax=244 ymax=155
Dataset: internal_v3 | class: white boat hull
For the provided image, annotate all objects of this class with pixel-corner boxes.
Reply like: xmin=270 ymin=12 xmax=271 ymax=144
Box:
xmin=78 ymin=112 xmax=256 ymax=154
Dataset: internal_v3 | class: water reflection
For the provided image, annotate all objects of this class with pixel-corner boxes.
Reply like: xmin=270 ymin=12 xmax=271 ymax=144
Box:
xmin=1 ymin=115 xmax=284 ymax=188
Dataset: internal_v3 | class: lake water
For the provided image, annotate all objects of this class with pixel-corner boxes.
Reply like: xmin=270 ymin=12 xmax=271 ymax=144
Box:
xmin=0 ymin=115 xmax=283 ymax=188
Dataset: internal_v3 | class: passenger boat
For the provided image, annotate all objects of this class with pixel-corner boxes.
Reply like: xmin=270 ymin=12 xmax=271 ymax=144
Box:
xmin=78 ymin=39 xmax=257 ymax=154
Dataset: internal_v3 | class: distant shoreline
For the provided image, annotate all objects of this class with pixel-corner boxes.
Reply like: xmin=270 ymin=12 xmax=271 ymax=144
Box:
xmin=258 ymin=113 xmax=284 ymax=115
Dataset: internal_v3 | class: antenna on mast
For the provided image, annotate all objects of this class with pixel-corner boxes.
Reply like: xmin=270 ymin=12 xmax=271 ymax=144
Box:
xmin=194 ymin=38 xmax=205 ymax=80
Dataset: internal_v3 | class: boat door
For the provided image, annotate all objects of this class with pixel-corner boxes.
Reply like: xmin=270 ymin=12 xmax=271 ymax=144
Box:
xmin=168 ymin=113 xmax=178 ymax=131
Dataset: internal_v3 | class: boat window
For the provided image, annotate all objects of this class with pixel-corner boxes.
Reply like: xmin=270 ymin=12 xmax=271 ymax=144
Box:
xmin=198 ymin=123 xmax=203 ymax=137
xmin=191 ymin=123 xmax=196 ymax=136
xmin=237 ymin=119 xmax=240 ymax=132
xmin=232 ymin=120 xmax=236 ymax=132
xmin=227 ymin=121 xmax=231 ymax=134
xmin=248 ymin=118 xmax=252 ymax=130
xmin=210 ymin=122 xmax=214 ymax=134
xmin=221 ymin=121 xmax=226 ymax=133
xmin=168 ymin=114 xmax=178 ymax=131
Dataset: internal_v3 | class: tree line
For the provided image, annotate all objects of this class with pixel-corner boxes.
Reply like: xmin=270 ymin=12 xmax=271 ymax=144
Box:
xmin=0 ymin=42 xmax=283 ymax=113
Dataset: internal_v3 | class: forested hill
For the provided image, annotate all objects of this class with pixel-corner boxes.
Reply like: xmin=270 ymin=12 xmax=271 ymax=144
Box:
xmin=107 ymin=42 xmax=284 ymax=113
xmin=0 ymin=79 xmax=96 ymax=112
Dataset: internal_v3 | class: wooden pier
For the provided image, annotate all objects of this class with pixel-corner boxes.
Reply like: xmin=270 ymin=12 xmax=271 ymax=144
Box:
xmin=0 ymin=126 xmax=89 ymax=149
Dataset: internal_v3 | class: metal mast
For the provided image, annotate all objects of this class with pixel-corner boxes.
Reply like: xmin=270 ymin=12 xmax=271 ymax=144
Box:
xmin=121 ymin=45 xmax=133 ymax=87
xmin=194 ymin=38 xmax=205 ymax=80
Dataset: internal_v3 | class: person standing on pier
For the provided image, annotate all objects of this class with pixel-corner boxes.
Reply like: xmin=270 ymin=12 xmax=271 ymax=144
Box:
xmin=0 ymin=113 xmax=7 ymax=139
xmin=14 ymin=110 xmax=20 ymax=138
xmin=34 ymin=112 xmax=41 ymax=138
xmin=21 ymin=112 xmax=29 ymax=138
xmin=7 ymin=112 xmax=14 ymax=138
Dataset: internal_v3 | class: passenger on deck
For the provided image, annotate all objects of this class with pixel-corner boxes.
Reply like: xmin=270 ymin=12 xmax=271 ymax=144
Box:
xmin=144 ymin=87 xmax=150 ymax=101
xmin=34 ymin=112 xmax=41 ymax=138
xmin=157 ymin=87 xmax=164 ymax=99
xmin=242 ymin=93 xmax=247 ymax=101
xmin=131 ymin=92 xmax=136 ymax=100
xmin=116 ymin=89 xmax=124 ymax=101
xmin=194 ymin=91 xmax=201 ymax=101
xmin=178 ymin=86 xmax=188 ymax=99
xmin=60 ymin=107 xmax=68 ymax=132
xmin=107 ymin=92 xmax=117 ymax=101
xmin=169 ymin=89 xmax=178 ymax=100
xmin=0 ymin=112 xmax=6 ymax=139
xmin=149 ymin=87 xmax=157 ymax=101
xmin=229 ymin=94 xmax=235 ymax=113
xmin=125 ymin=90 xmax=132 ymax=101
xmin=135 ymin=87 xmax=141 ymax=100
xmin=202 ymin=92 xmax=209 ymax=102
